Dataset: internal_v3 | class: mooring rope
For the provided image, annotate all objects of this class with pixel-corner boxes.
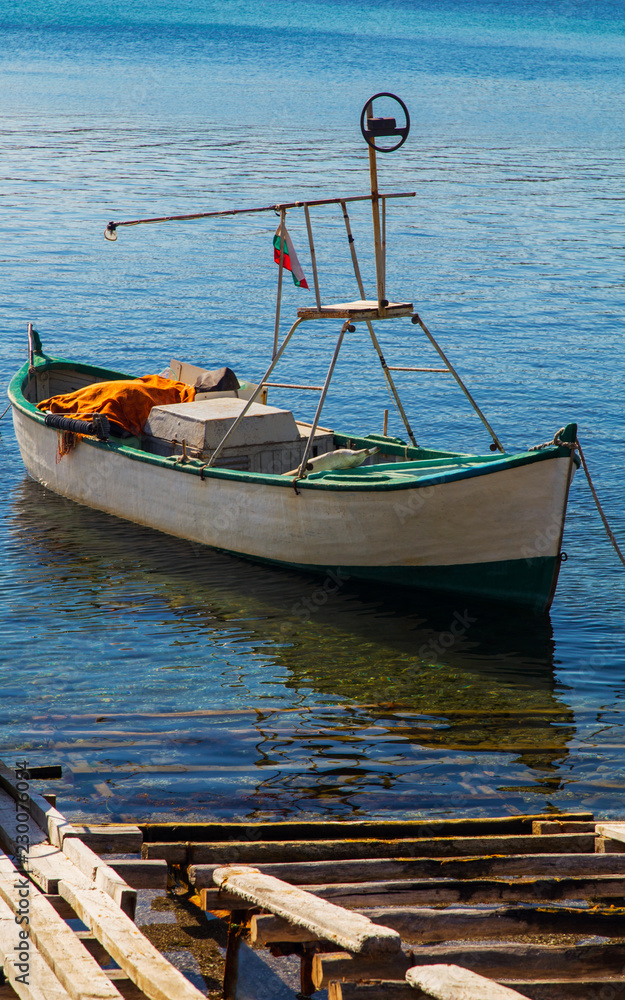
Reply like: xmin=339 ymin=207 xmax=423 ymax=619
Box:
xmin=576 ymin=436 xmax=625 ymax=567
xmin=0 ymin=402 xmax=11 ymax=420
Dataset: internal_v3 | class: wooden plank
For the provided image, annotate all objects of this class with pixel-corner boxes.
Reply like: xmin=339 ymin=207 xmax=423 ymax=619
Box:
xmin=2 ymin=951 xmax=73 ymax=1000
xmin=331 ymin=983 xmax=625 ymax=1000
xmin=58 ymin=878 xmax=208 ymax=1000
xmin=251 ymin=913 xmax=318 ymax=944
xmin=60 ymin=825 xmax=143 ymax=854
xmin=0 ymin=761 xmax=69 ymax=848
xmin=407 ymin=964 xmax=529 ymax=1000
xmin=202 ymin=872 xmax=625 ymax=910
xmin=189 ymin=852 xmax=625 ymax=888
xmin=595 ymin=835 xmax=625 ymax=853
xmin=250 ymin=902 xmax=625 ymax=946
xmin=139 ymin=813 xmax=594 ymax=843
xmin=223 ymin=909 xmax=250 ymax=1000
xmin=25 ymin=766 xmax=63 ymax=780
xmin=499 ymin=982 xmax=625 ymax=1000
xmin=141 ymin=843 xmax=187 ymax=864
xmin=532 ymin=822 xmax=595 ymax=834
xmin=406 ymin=941 xmax=625 ymax=978
xmin=0 ymin=894 xmax=72 ymax=1000
xmin=596 ymin=822 xmax=625 ymax=845
xmin=0 ymin=787 xmax=48 ymax=854
xmin=107 ymin=860 xmax=167 ymax=890
xmin=24 ymin=842 xmax=136 ymax=918
xmin=315 ymin=941 xmax=625 ymax=990
xmin=0 ymin=853 xmax=123 ymax=1000
xmin=63 ymin=839 xmax=137 ymax=918
xmin=313 ymin=950 xmax=412 ymax=989
xmin=212 ymin=865 xmax=401 ymax=955
xmin=187 ymin=833 xmax=595 ymax=865
xmin=329 ymin=984 xmax=412 ymax=1000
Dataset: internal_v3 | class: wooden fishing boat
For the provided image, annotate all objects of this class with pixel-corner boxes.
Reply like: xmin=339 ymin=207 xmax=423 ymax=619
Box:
xmin=8 ymin=96 xmax=578 ymax=611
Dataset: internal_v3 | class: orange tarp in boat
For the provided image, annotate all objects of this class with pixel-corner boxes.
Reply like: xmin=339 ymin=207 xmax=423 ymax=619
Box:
xmin=37 ymin=374 xmax=196 ymax=437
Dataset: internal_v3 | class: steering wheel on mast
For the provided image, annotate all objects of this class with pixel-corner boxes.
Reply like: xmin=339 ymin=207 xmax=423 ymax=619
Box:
xmin=360 ymin=92 xmax=410 ymax=153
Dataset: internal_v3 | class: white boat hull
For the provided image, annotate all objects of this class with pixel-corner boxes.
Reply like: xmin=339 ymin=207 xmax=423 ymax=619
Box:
xmin=12 ymin=404 xmax=575 ymax=610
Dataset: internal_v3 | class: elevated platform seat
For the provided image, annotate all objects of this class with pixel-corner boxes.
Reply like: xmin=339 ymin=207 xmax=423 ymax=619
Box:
xmin=297 ymin=300 xmax=414 ymax=322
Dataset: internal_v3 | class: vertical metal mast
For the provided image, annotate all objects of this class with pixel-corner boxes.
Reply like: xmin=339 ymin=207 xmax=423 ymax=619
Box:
xmin=366 ymin=101 xmax=386 ymax=317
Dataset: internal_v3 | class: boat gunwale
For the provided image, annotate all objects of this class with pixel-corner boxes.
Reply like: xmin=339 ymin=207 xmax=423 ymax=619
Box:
xmin=9 ymin=356 xmax=574 ymax=493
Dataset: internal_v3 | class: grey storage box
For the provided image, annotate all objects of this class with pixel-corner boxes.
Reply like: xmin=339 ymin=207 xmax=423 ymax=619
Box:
xmin=142 ymin=397 xmax=334 ymax=474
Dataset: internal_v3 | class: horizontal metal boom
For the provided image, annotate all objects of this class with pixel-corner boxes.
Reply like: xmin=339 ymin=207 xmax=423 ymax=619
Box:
xmin=106 ymin=192 xmax=415 ymax=230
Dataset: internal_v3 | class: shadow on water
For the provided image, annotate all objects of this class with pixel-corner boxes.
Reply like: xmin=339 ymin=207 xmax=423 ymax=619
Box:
xmin=4 ymin=477 xmax=577 ymax=820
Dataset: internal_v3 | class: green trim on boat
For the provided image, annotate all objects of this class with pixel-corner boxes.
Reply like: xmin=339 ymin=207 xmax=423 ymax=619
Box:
xmin=8 ymin=356 xmax=576 ymax=496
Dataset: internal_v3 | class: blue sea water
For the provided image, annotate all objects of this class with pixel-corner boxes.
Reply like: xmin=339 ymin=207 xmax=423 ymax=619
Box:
xmin=1 ymin=0 xmax=625 ymax=823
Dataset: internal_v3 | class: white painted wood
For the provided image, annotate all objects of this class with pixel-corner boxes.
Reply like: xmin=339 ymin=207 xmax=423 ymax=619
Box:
xmin=596 ymin=823 xmax=625 ymax=844
xmin=58 ymin=879 xmax=207 ymax=1000
xmin=406 ymin=964 xmax=528 ymax=1000
xmin=213 ymin=864 xmax=401 ymax=955
xmin=13 ymin=405 xmax=573 ymax=571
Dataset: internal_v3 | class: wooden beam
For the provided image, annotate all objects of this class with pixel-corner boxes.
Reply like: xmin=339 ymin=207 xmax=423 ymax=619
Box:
xmin=142 ymin=843 xmax=187 ymax=864
xmin=187 ymin=833 xmax=595 ymax=866
xmin=0 ymin=853 xmax=123 ymax=1000
xmin=330 ymin=983 xmax=625 ymax=1000
xmin=497 ymin=982 xmax=625 ymax=1000
xmin=223 ymin=909 xmax=250 ymax=1000
xmin=0 ymin=762 xmax=69 ymax=848
xmin=314 ymin=941 xmax=625 ymax=990
xmin=532 ymin=822 xmax=595 ymax=834
xmin=60 ymin=825 xmax=142 ymax=854
xmin=328 ymin=984 xmax=412 ymax=1000
xmin=407 ymin=941 xmax=625 ymax=979
xmin=0 ymin=786 xmax=48 ymax=854
xmin=595 ymin=835 xmax=625 ymax=854
xmin=406 ymin=964 xmax=529 ymax=999
xmin=250 ymin=902 xmax=625 ymax=946
xmin=596 ymin=823 xmax=625 ymax=845
xmin=139 ymin=813 xmax=594 ymax=844
xmin=2 ymin=950 xmax=73 ymax=1000
xmin=0 ymin=895 xmax=73 ymax=1000
xmin=64 ymin=839 xmax=137 ymax=918
xmin=23 ymin=842 xmax=136 ymax=919
xmin=189 ymin=852 xmax=625 ymax=888
xmin=313 ymin=950 xmax=411 ymax=989
xmin=58 ymin=878 xmax=209 ymax=1000
xmin=212 ymin=865 xmax=401 ymax=955
xmin=107 ymin=860 xmax=168 ymax=890
xmin=251 ymin=913 xmax=318 ymax=945
xmin=203 ymin=872 xmax=625 ymax=911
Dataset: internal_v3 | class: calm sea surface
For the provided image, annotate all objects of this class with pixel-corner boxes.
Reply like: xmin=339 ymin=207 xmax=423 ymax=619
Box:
xmin=1 ymin=0 xmax=625 ymax=823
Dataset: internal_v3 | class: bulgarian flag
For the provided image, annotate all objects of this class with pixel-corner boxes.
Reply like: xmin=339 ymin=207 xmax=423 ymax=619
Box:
xmin=273 ymin=225 xmax=309 ymax=289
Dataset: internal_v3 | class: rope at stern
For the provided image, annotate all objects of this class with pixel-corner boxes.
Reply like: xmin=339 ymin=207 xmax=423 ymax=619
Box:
xmin=0 ymin=402 xmax=12 ymax=420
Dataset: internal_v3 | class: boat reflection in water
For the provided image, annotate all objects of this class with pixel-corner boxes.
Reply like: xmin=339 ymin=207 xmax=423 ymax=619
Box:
xmin=5 ymin=477 xmax=576 ymax=821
